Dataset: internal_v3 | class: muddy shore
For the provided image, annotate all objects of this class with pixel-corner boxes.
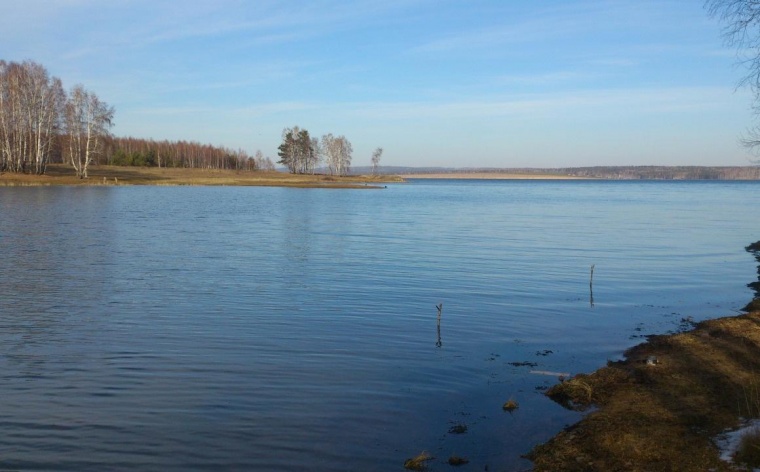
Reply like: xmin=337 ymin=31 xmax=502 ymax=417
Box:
xmin=528 ymin=242 xmax=760 ymax=471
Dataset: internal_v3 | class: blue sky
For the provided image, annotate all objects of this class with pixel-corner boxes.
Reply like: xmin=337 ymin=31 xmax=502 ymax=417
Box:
xmin=1 ymin=0 xmax=755 ymax=167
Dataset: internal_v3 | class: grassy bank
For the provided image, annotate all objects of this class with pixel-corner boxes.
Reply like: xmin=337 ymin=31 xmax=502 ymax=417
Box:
xmin=528 ymin=243 xmax=760 ymax=471
xmin=0 ymin=164 xmax=404 ymax=188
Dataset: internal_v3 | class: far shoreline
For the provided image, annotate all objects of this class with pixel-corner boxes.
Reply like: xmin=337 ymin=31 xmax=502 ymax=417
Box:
xmin=400 ymin=172 xmax=592 ymax=180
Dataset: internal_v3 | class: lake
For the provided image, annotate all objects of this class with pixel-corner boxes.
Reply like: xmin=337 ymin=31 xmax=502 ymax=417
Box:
xmin=1 ymin=180 xmax=758 ymax=471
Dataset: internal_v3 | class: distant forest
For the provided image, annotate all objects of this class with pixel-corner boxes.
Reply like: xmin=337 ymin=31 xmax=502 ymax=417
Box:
xmin=104 ymin=136 xmax=275 ymax=171
xmin=371 ymin=166 xmax=760 ymax=180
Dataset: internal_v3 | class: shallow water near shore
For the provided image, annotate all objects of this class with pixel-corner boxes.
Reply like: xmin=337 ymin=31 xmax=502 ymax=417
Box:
xmin=0 ymin=180 xmax=758 ymax=471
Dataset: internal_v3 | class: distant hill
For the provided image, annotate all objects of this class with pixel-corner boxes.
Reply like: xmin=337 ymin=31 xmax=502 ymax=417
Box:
xmin=348 ymin=165 xmax=760 ymax=180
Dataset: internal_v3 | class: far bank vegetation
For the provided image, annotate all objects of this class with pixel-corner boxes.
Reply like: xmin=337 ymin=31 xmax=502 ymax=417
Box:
xmin=2 ymin=59 xmax=383 ymax=179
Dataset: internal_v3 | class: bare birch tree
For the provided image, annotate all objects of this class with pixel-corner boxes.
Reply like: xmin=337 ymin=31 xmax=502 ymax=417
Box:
xmin=707 ymin=0 xmax=760 ymax=152
xmin=0 ymin=60 xmax=64 ymax=174
xmin=321 ymin=134 xmax=353 ymax=176
xmin=321 ymin=133 xmax=338 ymax=175
xmin=65 ymin=85 xmax=114 ymax=178
xmin=25 ymin=63 xmax=64 ymax=175
xmin=254 ymin=149 xmax=276 ymax=171
xmin=371 ymin=147 xmax=383 ymax=175
xmin=308 ymin=136 xmax=321 ymax=174
xmin=0 ymin=60 xmax=12 ymax=172
xmin=335 ymin=135 xmax=352 ymax=176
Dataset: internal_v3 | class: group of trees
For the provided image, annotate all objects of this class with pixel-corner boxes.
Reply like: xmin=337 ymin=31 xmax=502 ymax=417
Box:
xmin=277 ymin=126 xmax=320 ymax=174
xmin=0 ymin=60 xmax=113 ymax=177
xmin=321 ymin=133 xmax=353 ymax=176
xmin=104 ymin=137 xmax=275 ymax=171
xmin=1 ymin=59 xmax=278 ymax=177
xmin=1 ymin=60 xmax=64 ymax=175
xmin=277 ymin=125 xmax=382 ymax=176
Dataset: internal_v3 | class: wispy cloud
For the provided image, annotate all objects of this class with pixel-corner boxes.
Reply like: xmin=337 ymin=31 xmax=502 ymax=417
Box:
xmin=493 ymin=71 xmax=599 ymax=86
xmin=125 ymin=84 xmax=743 ymax=125
xmin=409 ymin=2 xmax=618 ymax=54
xmin=127 ymin=0 xmax=425 ymax=48
xmin=339 ymin=86 xmax=741 ymax=121
xmin=408 ymin=0 xmax=700 ymax=59
xmin=131 ymin=101 xmax=316 ymax=118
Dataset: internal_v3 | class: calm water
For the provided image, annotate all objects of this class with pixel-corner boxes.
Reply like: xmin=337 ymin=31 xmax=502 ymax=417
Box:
xmin=1 ymin=180 xmax=758 ymax=471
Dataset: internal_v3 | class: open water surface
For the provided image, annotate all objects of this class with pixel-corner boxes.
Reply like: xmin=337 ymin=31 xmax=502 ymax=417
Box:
xmin=1 ymin=180 xmax=758 ymax=471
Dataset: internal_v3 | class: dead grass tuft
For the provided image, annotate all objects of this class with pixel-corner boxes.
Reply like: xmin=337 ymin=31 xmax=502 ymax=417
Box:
xmin=403 ymin=451 xmax=433 ymax=471
xmin=736 ymin=427 xmax=760 ymax=468
xmin=502 ymin=398 xmax=519 ymax=412
xmin=547 ymin=376 xmax=594 ymax=409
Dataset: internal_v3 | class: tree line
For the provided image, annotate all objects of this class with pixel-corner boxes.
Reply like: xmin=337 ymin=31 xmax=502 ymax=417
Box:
xmin=1 ymin=59 xmax=278 ymax=177
xmin=277 ymin=125 xmax=382 ymax=176
xmin=104 ymin=136 xmax=275 ymax=171
xmin=3 ymin=60 xmax=383 ymax=178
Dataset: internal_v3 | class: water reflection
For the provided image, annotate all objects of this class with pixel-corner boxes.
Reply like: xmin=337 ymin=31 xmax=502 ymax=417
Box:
xmin=1 ymin=188 xmax=114 ymax=375
xmin=280 ymin=189 xmax=313 ymax=264
xmin=0 ymin=183 xmax=759 ymax=471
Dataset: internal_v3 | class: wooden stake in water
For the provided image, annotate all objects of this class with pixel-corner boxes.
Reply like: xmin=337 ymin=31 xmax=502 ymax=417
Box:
xmin=589 ymin=265 xmax=595 ymax=308
xmin=436 ymin=303 xmax=443 ymax=347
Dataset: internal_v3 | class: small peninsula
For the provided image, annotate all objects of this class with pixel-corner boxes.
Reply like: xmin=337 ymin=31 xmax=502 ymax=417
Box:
xmin=0 ymin=164 xmax=403 ymax=188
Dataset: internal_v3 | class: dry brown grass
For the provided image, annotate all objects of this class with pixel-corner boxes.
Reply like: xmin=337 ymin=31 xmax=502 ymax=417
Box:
xmin=736 ymin=427 xmax=760 ymax=468
xmin=0 ymin=164 xmax=404 ymax=188
xmin=528 ymin=308 xmax=760 ymax=471
xmin=502 ymin=398 xmax=519 ymax=412
xmin=403 ymin=451 xmax=433 ymax=470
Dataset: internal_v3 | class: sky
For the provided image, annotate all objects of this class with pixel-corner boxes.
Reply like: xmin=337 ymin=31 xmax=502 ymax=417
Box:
xmin=1 ymin=0 xmax=757 ymax=168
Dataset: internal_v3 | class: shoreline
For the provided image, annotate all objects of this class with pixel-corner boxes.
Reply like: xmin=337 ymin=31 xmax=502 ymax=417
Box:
xmin=0 ymin=164 xmax=404 ymax=188
xmin=399 ymin=172 xmax=591 ymax=180
xmin=527 ymin=242 xmax=760 ymax=471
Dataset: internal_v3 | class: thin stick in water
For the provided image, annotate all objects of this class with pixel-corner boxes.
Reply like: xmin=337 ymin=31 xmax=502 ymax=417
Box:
xmin=436 ymin=303 xmax=443 ymax=347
